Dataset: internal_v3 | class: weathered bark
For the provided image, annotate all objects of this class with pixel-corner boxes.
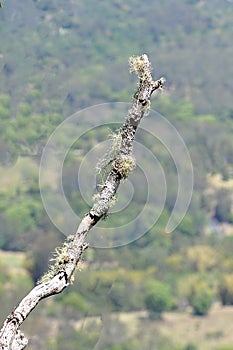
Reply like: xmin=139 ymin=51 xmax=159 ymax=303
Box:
xmin=0 ymin=54 xmax=165 ymax=349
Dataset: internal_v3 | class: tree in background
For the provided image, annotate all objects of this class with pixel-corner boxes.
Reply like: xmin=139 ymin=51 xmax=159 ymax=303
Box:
xmin=144 ymin=280 xmax=172 ymax=319
xmin=214 ymin=189 xmax=233 ymax=224
xmin=219 ymin=274 xmax=233 ymax=306
xmin=189 ymin=290 xmax=212 ymax=316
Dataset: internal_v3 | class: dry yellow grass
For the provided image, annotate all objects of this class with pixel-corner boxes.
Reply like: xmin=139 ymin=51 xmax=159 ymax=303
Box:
xmin=207 ymin=173 xmax=233 ymax=190
xmin=0 ymin=249 xmax=25 ymax=268
xmin=0 ymin=250 xmax=30 ymax=280
xmin=71 ymin=306 xmax=233 ymax=349
xmin=156 ymin=303 xmax=233 ymax=349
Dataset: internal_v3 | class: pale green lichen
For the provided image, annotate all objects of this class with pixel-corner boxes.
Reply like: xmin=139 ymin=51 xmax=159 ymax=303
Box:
xmin=92 ymin=192 xmax=101 ymax=202
xmin=115 ymin=155 xmax=136 ymax=179
xmin=37 ymin=235 xmax=76 ymax=284
xmin=129 ymin=54 xmax=152 ymax=83
xmin=96 ymin=130 xmax=122 ymax=182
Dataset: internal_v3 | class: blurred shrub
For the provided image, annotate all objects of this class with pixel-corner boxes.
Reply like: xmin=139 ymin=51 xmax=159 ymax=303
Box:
xmin=165 ymin=254 xmax=184 ymax=273
xmin=214 ymin=189 xmax=232 ymax=223
xmin=184 ymin=344 xmax=197 ymax=350
xmin=178 ymin=275 xmax=213 ymax=315
xmin=186 ymin=245 xmax=217 ymax=272
xmin=144 ymin=280 xmax=172 ymax=318
xmin=189 ymin=290 xmax=212 ymax=316
xmin=218 ymin=274 xmax=233 ymax=305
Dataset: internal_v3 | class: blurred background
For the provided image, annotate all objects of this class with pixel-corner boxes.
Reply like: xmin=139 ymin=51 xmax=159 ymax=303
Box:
xmin=0 ymin=1 xmax=233 ymax=349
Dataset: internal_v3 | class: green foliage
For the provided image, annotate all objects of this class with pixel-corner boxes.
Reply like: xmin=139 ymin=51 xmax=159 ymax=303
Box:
xmin=184 ymin=345 xmax=197 ymax=350
xmin=0 ymin=1 xmax=233 ymax=347
xmin=218 ymin=274 xmax=233 ymax=306
xmin=58 ymin=291 xmax=88 ymax=312
xmin=0 ymin=251 xmax=33 ymax=324
xmin=108 ymin=281 xmax=127 ymax=311
xmin=106 ymin=343 xmax=139 ymax=350
xmin=144 ymin=280 xmax=172 ymax=318
xmin=178 ymin=274 xmax=213 ymax=315
xmin=186 ymin=0 xmax=200 ymax=4
xmin=71 ymin=267 xmax=156 ymax=315
xmin=55 ymin=323 xmax=99 ymax=350
xmin=0 ymin=104 xmax=10 ymax=119
xmin=214 ymin=189 xmax=233 ymax=223
xmin=0 ymin=258 xmax=9 ymax=285
xmin=0 ymin=94 xmax=10 ymax=109
xmin=165 ymin=254 xmax=184 ymax=273
xmin=5 ymin=200 xmax=41 ymax=232
xmin=178 ymin=215 xmax=196 ymax=236
xmin=190 ymin=290 xmax=212 ymax=316
xmin=25 ymin=231 xmax=62 ymax=283
xmin=186 ymin=245 xmax=217 ymax=272
xmin=0 ymin=214 xmax=20 ymax=250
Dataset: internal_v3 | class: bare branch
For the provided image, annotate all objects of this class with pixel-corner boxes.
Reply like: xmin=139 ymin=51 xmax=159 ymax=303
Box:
xmin=0 ymin=54 xmax=165 ymax=349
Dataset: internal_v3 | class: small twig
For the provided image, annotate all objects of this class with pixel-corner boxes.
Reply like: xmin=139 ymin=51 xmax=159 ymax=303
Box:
xmin=0 ymin=54 xmax=165 ymax=349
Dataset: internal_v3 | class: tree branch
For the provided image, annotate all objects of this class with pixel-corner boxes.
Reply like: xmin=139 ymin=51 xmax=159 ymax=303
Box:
xmin=0 ymin=54 xmax=165 ymax=350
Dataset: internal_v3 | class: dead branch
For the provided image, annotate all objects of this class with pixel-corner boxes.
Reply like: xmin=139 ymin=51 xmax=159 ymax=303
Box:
xmin=0 ymin=54 xmax=165 ymax=350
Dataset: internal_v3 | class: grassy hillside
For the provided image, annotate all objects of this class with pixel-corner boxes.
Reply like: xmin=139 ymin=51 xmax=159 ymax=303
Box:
xmin=0 ymin=0 xmax=233 ymax=116
xmin=2 ymin=251 xmax=233 ymax=350
xmin=0 ymin=1 xmax=233 ymax=349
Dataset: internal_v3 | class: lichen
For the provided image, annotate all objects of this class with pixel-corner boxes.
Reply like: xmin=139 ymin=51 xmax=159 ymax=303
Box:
xmin=96 ymin=130 xmax=122 ymax=182
xmin=129 ymin=54 xmax=152 ymax=83
xmin=114 ymin=155 xmax=136 ymax=179
xmin=37 ymin=235 xmax=76 ymax=284
xmin=92 ymin=192 xmax=101 ymax=202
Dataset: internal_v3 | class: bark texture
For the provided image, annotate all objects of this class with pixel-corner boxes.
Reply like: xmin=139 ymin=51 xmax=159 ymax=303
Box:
xmin=0 ymin=54 xmax=165 ymax=349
